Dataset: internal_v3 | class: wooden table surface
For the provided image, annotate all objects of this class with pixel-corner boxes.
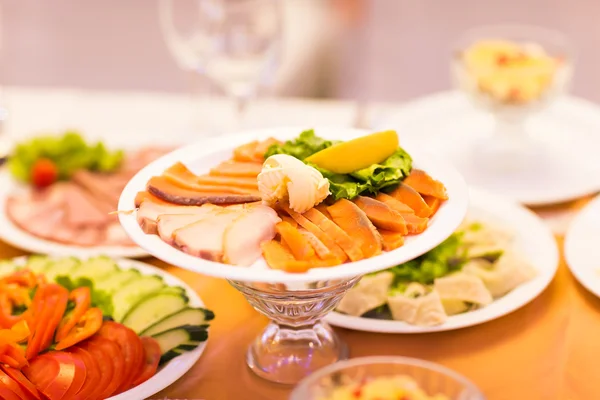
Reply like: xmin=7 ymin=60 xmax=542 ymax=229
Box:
xmin=1 ymin=198 xmax=599 ymax=400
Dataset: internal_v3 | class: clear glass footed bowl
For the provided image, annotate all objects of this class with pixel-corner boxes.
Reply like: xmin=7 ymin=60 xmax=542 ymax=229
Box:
xmin=229 ymin=277 xmax=360 ymax=385
xmin=290 ymin=356 xmax=486 ymax=400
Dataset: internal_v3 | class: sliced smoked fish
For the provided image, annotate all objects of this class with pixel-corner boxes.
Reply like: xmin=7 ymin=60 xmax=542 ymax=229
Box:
xmin=387 ymin=183 xmax=432 ymax=218
xmin=164 ymin=163 xmax=259 ymax=195
xmin=195 ymin=175 xmax=258 ymax=189
xmin=138 ymin=200 xmax=218 ymax=235
xmin=403 ymin=169 xmax=448 ymax=200
xmin=209 ymin=161 xmax=263 ymax=177
xmin=375 ymin=193 xmax=414 ymax=214
xmin=303 ymin=208 xmax=365 ymax=262
xmin=147 ymin=176 xmax=260 ymax=206
xmin=402 ymin=213 xmax=429 ymax=234
xmin=353 ymin=196 xmax=408 ymax=234
xmin=282 ymin=205 xmax=348 ymax=263
xmin=135 ymin=191 xmax=170 ymax=207
xmin=276 ymin=221 xmax=316 ymax=261
xmin=261 ymin=241 xmax=339 ymax=273
xmin=233 ymin=141 xmax=262 ymax=162
xmin=157 ymin=214 xmax=210 ymax=244
xmin=173 ymin=210 xmax=242 ymax=261
xmin=423 ymin=195 xmax=441 ymax=216
xmin=280 ymin=214 xmax=298 ymax=227
xmin=253 ymin=137 xmax=281 ymax=159
xmin=327 ymin=199 xmax=382 ymax=258
xmin=315 ymin=204 xmax=333 ymax=219
xmin=298 ymin=228 xmax=340 ymax=263
xmin=223 ymin=205 xmax=280 ymax=266
xmin=379 ymin=230 xmax=405 ymax=251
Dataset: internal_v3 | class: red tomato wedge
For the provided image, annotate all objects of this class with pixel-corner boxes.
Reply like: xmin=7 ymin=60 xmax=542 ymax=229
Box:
xmin=0 ymin=365 xmax=41 ymax=400
xmin=55 ymin=307 xmax=102 ymax=351
xmin=51 ymin=351 xmax=86 ymax=400
xmin=55 ymin=287 xmax=91 ymax=342
xmin=97 ymin=321 xmax=144 ymax=393
xmin=68 ymin=347 xmax=101 ymax=400
xmin=0 ymin=367 xmax=34 ymax=400
xmin=131 ymin=337 xmax=161 ymax=387
xmin=82 ymin=337 xmax=125 ymax=398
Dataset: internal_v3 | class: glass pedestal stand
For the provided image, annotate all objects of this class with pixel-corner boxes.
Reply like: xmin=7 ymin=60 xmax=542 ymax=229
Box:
xmin=229 ymin=277 xmax=360 ymax=385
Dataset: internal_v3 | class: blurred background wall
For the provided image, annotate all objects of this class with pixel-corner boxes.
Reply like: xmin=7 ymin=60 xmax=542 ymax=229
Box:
xmin=2 ymin=0 xmax=599 ymax=103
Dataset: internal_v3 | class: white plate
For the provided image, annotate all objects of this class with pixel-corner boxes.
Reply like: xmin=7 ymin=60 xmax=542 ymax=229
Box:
xmin=377 ymin=91 xmax=600 ymax=206
xmin=326 ymin=188 xmax=559 ymax=333
xmin=9 ymin=256 xmax=208 ymax=400
xmin=0 ymin=169 xmax=148 ymax=258
xmin=118 ymin=126 xmax=469 ymax=283
xmin=565 ymin=195 xmax=600 ymax=298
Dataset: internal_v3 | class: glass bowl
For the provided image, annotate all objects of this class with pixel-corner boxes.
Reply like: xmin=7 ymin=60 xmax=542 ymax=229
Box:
xmin=290 ymin=356 xmax=485 ymax=400
xmin=450 ymin=24 xmax=575 ymax=173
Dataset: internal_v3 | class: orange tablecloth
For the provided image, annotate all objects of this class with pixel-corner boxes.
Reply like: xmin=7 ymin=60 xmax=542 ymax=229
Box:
xmin=1 ymin=200 xmax=598 ymax=400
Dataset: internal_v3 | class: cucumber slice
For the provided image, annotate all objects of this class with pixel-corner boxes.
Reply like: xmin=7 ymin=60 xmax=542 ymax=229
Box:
xmin=25 ymin=255 xmax=51 ymax=274
xmin=140 ymin=307 xmax=214 ymax=337
xmin=95 ymin=269 xmax=140 ymax=294
xmin=0 ymin=260 xmax=17 ymax=278
xmin=153 ymin=325 xmax=208 ymax=363
xmin=44 ymin=257 xmax=81 ymax=281
xmin=112 ymin=275 xmax=165 ymax=322
xmin=122 ymin=292 xmax=189 ymax=333
xmin=71 ymin=256 xmax=118 ymax=280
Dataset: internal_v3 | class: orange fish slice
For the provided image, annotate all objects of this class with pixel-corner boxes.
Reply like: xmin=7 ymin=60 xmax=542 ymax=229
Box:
xmin=422 ymin=195 xmax=441 ymax=217
xmin=303 ymin=208 xmax=364 ymax=262
xmin=298 ymin=228 xmax=341 ymax=264
xmin=375 ymin=193 xmax=414 ymax=214
xmin=327 ymin=199 xmax=382 ymax=258
xmin=315 ymin=204 xmax=333 ymax=219
xmin=209 ymin=161 xmax=263 ymax=178
xmin=282 ymin=206 xmax=348 ymax=263
xmin=379 ymin=229 xmax=405 ymax=251
xmin=403 ymin=169 xmax=448 ymax=200
xmin=401 ymin=213 xmax=429 ymax=234
xmin=261 ymin=241 xmax=336 ymax=273
xmin=276 ymin=221 xmax=316 ymax=261
xmin=387 ymin=183 xmax=432 ymax=218
xmin=233 ymin=141 xmax=262 ymax=162
xmin=253 ymin=137 xmax=281 ymax=160
xmin=353 ymin=196 xmax=408 ymax=235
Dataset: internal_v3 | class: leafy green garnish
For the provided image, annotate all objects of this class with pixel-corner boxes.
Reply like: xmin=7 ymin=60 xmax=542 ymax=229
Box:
xmin=264 ymin=129 xmax=339 ymax=160
xmin=55 ymin=275 xmax=114 ymax=318
xmin=8 ymin=131 xmax=124 ymax=183
xmin=265 ymin=130 xmax=413 ymax=200
xmin=387 ymin=232 xmax=467 ymax=288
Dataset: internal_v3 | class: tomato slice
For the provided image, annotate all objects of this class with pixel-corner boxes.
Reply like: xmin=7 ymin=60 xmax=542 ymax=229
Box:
xmin=50 ymin=351 xmax=86 ymax=400
xmin=55 ymin=287 xmax=91 ymax=342
xmin=68 ymin=347 xmax=100 ymax=400
xmin=1 ymin=365 xmax=42 ymax=400
xmin=97 ymin=321 xmax=145 ymax=393
xmin=131 ymin=336 xmax=161 ymax=388
xmin=55 ymin=308 xmax=102 ymax=351
xmin=23 ymin=352 xmax=76 ymax=400
xmin=23 ymin=354 xmax=59 ymax=391
xmin=0 ymin=367 xmax=34 ymax=400
xmin=82 ymin=337 xmax=124 ymax=398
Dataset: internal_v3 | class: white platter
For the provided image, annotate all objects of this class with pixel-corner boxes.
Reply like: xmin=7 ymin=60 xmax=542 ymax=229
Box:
xmin=565 ymin=195 xmax=600 ymax=298
xmin=0 ymin=169 xmax=148 ymax=258
xmin=118 ymin=126 xmax=469 ymax=283
xmin=326 ymin=188 xmax=559 ymax=333
xmin=9 ymin=256 xmax=208 ymax=400
xmin=377 ymin=91 xmax=600 ymax=206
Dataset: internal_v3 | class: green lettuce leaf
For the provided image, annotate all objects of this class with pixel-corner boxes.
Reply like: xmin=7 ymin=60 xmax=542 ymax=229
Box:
xmin=264 ymin=129 xmax=339 ymax=160
xmin=55 ymin=275 xmax=114 ymax=318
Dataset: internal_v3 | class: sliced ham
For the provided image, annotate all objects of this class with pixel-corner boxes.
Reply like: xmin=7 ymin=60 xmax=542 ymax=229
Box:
xmin=173 ymin=210 xmax=242 ymax=261
xmin=72 ymin=170 xmax=122 ymax=206
xmin=222 ymin=205 xmax=281 ymax=266
xmin=64 ymin=184 xmax=110 ymax=227
xmin=104 ymin=222 xmax=135 ymax=246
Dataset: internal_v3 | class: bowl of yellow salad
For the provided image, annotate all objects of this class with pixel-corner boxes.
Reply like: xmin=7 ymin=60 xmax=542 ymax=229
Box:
xmin=451 ymin=25 xmax=573 ymax=113
xmin=290 ymin=356 xmax=485 ymax=400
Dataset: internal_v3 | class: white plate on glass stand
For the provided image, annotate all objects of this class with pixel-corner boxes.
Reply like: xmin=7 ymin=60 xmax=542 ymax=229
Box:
xmin=0 ymin=169 xmax=148 ymax=258
xmin=377 ymin=91 xmax=600 ymax=206
xmin=326 ymin=188 xmax=559 ymax=333
xmin=565 ymin=195 xmax=600 ymax=298
xmin=9 ymin=257 xmax=208 ymax=400
xmin=118 ymin=126 xmax=469 ymax=284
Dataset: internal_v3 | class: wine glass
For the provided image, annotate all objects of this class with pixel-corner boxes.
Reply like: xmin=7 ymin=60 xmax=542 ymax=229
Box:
xmin=158 ymin=0 xmax=283 ymax=133
xmin=451 ymin=25 xmax=574 ymax=172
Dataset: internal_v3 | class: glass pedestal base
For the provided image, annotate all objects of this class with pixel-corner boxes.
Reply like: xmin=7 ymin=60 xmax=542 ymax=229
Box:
xmin=229 ymin=277 xmax=359 ymax=385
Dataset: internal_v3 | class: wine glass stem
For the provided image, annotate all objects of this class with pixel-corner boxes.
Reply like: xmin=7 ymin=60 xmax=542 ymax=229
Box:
xmin=233 ymin=95 xmax=250 ymax=131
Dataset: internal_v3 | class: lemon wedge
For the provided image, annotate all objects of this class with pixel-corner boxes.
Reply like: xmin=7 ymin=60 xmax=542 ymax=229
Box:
xmin=305 ymin=130 xmax=399 ymax=174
